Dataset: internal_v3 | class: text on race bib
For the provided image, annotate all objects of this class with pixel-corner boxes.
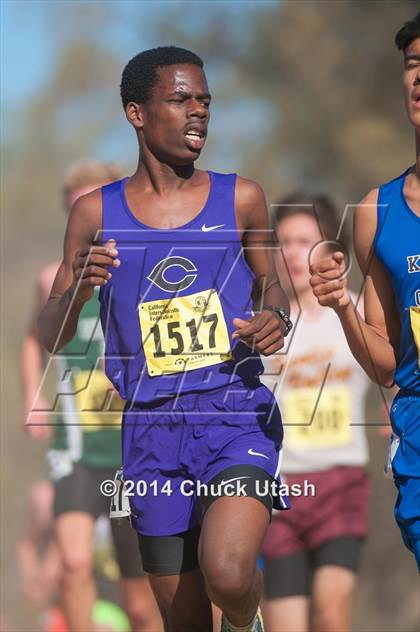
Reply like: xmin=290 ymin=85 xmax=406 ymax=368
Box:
xmin=138 ymin=289 xmax=232 ymax=376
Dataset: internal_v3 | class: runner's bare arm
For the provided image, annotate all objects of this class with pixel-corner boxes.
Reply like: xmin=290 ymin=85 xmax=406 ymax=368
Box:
xmin=232 ymin=177 xmax=290 ymax=355
xmin=310 ymin=188 xmax=399 ymax=386
xmin=38 ymin=190 xmax=119 ymax=353
xmin=21 ymin=271 xmax=57 ymax=437
xmin=236 ymin=177 xmax=289 ymax=313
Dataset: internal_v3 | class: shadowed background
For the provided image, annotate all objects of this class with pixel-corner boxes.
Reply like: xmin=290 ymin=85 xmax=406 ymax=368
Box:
xmin=1 ymin=0 xmax=419 ymax=629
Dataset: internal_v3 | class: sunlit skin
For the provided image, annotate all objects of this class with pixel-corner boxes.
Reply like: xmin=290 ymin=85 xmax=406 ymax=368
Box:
xmin=402 ymin=37 xmax=420 ymax=215
xmin=126 ymin=65 xmax=211 ymax=169
xmin=403 ymin=38 xmax=420 ymax=131
xmin=120 ymin=65 xmax=214 ymax=234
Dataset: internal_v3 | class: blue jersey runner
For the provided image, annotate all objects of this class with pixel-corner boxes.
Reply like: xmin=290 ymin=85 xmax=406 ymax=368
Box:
xmin=375 ymin=168 xmax=420 ymax=571
xmin=375 ymin=168 xmax=420 ymax=393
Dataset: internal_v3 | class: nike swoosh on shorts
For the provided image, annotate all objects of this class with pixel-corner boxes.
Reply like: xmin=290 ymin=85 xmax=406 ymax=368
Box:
xmin=248 ymin=448 xmax=269 ymax=459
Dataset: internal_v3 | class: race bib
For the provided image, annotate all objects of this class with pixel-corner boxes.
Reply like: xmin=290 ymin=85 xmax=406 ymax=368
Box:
xmin=409 ymin=306 xmax=420 ymax=368
xmin=109 ymin=468 xmax=131 ymax=519
xmin=138 ymin=289 xmax=232 ymax=376
xmin=73 ymin=370 xmax=124 ymax=431
xmin=284 ymin=387 xmax=352 ymax=448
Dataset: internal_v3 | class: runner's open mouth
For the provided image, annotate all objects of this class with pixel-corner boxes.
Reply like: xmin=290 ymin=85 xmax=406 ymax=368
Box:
xmin=184 ymin=130 xmax=206 ymax=150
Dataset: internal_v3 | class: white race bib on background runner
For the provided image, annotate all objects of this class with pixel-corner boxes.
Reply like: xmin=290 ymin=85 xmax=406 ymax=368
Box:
xmin=285 ymin=386 xmax=353 ymax=448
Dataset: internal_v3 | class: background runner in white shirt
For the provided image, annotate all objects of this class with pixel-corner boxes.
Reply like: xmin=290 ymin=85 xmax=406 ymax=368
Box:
xmin=261 ymin=192 xmax=371 ymax=632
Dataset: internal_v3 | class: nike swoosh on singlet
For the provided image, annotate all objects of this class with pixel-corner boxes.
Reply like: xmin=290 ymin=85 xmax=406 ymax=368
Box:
xmin=201 ymin=223 xmax=225 ymax=232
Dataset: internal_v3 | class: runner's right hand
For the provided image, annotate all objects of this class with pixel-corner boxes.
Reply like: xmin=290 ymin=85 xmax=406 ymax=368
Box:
xmin=309 ymin=251 xmax=350 ymax=310
xmin=71 ymin=239 xmax=120 ymax=304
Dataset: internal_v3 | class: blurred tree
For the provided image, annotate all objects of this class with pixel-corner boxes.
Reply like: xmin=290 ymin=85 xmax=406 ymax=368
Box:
xmin=155 ymin=0 xmax=417 ymax=202
xmin=3 ymin=2 xmax=122 ymax=256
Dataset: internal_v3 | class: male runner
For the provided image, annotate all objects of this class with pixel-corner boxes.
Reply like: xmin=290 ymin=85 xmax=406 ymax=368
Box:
xmin=38 ymin=47 xmax=291 ymax=631
xmin=310 ymin=13 xmax=420 ymax=570
xmin=22 ymin=160 xmax=162 ymax=631
xmin=261 ymin=193 xmax=370 ymax=632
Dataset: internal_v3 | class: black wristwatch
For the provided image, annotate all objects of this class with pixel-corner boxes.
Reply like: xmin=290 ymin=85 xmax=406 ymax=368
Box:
xmin=263 ymin=306 xmax=293 ymax=337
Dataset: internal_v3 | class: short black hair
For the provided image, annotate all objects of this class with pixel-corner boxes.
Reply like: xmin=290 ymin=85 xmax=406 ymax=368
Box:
xmin=120 ymin=46 xmax=204 ymax=108
xmin=395 ymin=12 xmax=420 ymax=53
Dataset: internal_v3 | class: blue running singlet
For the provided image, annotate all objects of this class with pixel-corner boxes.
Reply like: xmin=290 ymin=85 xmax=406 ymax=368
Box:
xmin=375 ymin=168 xmax=420 ymax=393
xmin=376 ymin=169 xmax=420 ymax=571
xmin=99 ymin=172 xmax=264 ymax=404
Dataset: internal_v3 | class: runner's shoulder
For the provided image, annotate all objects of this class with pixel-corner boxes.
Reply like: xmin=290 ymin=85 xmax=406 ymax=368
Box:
xmin=234 ymin=176 xmax=267 ymax=229
xmin=354 ymin=188 xmax=379 ymax=262
xmin=355 ymin=188 xmax=379 ymax=231
xmin=69 ymin=187 xmax=103 ymax=240
xmin=235 ymin=175 xmax=265 ymax=203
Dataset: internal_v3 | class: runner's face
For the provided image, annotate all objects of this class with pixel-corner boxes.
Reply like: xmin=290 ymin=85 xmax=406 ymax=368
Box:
xmin=140 ymin=64 xmax=210 ymax=165
xmin=275 ymin=214 xmax=323 ymax=296
xmin=403 ymin=38 xmax=420 ymax=131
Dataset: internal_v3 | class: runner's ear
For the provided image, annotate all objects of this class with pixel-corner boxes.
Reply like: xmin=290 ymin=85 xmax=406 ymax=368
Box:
xmin=125 ymin=102 xmax=144 ymax=129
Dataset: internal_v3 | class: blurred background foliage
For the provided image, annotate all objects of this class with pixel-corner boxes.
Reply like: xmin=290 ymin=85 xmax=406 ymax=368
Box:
xmin=2 ymin=1 xmax=419 ymax=629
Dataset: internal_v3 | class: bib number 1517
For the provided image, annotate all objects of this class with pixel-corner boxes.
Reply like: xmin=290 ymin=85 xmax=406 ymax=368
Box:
xmin=151 ymin=314 xmax=218 ymax=357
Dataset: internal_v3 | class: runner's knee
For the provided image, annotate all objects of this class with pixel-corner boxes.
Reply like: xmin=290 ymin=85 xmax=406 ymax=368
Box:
xmin=312 ymin=573 xmax=353 ymax=632
xmin=121 ymin=578 xmax=160 ymax=628
xmin=202 ymin=553 xmax=255 ymax=604
xmin=124 ymin=602 xmax=151 ymax=629
xmin=313 ymin=599 xmax=350 ymax=632
xmin=148 ymin=575 xmax=176 ymax=616
xmin=61 ymin=550 xmax=93 ymax=582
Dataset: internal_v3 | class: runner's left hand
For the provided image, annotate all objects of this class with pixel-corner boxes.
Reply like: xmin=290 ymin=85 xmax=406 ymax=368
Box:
xmin=232 ymin=310 xmax=285 ymax=356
